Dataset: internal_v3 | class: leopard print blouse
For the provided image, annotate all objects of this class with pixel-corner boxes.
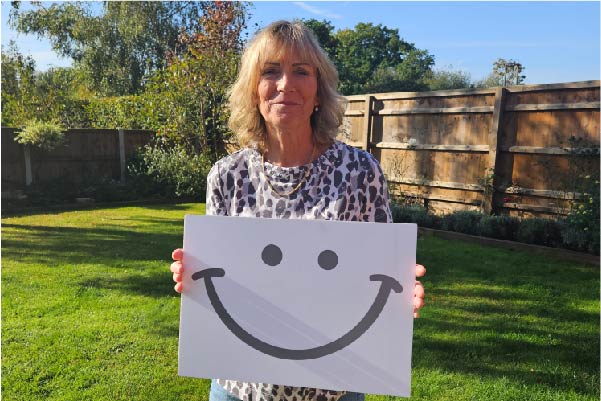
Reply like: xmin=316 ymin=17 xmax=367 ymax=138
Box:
xmin=205 ymin=140 xmax=392 ymax=401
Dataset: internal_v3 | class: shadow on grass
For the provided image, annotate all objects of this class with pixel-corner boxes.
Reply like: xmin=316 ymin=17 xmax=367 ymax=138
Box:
xmin=2 ymin=223 xmax=182 ymax=265
xmin=413 ymin=237 xmax=599 ymax=397
xmin=1 ymin=200 xmax=202 ymax=219
xmin=77 ymin=271 xmax=177 ymax=299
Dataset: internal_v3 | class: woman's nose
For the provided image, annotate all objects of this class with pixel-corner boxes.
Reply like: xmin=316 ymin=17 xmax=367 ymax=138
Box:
xmin=276 ymin=72 xmax=294 ymax=91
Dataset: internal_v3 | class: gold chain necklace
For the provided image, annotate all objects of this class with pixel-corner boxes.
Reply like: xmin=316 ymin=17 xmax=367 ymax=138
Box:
xmin=261 ymin=142 xmax=316 ymax=197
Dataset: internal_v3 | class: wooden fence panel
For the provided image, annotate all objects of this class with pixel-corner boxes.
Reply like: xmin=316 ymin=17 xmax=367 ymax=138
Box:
xmin=339 ymin=80 xmax=600 ymax=218
xmin=1 ymin=128 xmax=154 ymax=191
xmin=1 ymin=128 xmax=26 ymax=189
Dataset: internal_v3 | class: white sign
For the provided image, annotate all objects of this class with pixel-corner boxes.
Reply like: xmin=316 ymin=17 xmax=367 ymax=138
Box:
xmin=178 ymin=215 xmax=417 ymax=397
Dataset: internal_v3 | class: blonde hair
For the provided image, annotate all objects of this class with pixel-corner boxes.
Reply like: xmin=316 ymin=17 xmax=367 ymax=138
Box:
xmin=227 ymin=20 xmax=346 ymax=150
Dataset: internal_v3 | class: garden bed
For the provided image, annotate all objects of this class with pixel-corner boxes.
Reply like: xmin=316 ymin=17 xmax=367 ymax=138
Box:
xmin=392 ymin=204 xmax=599 ymax=256
xmin=419 ymin=227 xmax=599 ymax=266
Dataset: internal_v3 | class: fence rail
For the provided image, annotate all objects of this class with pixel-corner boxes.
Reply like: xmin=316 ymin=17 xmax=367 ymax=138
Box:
xmin=338 ymin=80 xmax=600 ymax=218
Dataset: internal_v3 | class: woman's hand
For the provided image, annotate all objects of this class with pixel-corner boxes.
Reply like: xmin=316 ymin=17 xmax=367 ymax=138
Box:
xmin=170 ymin=248 xmax=184 ymax=293
xmin=414 ymin=264 xmax=426 ymax=318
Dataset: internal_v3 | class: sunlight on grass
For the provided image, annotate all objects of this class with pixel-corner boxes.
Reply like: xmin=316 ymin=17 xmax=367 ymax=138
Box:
xmin=2 ymin=203 xmax=599 ymax=400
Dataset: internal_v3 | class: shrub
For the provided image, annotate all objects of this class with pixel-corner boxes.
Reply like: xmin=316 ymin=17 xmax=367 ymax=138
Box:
xmin=516 ymin=218 xmax=563 ymax=248
xmin=392 ymin=202 xmax=598 ymax=254
xmin=15 ymin=119 xmax=66 ymax=151
xmin=440 ymin=211 xmax=482 ymax=236
xmin=128 ymin=143 xmax=212 ymax=198
xmin=560 ymin=174 xmax=600 ymax=254
xmin=478 ymin=215 xmax=520 ymax=241
xmin=391 ymin=204 xmax=441 ymax=228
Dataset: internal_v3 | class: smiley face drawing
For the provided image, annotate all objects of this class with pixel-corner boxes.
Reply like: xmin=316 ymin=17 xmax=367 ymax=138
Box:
xmin=178 ymin=215 xmax=417 ymax=396
xmin=191 ymin=243 xmax=404 ymax=360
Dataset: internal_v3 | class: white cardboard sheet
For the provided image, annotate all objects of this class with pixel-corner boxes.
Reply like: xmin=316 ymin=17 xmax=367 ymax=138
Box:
xmin=178 ymin=215 xmax=417 ymax=397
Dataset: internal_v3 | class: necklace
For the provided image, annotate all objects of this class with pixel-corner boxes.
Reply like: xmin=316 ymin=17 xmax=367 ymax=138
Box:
xmin=261 ymin=142 xmax=316 ymax=197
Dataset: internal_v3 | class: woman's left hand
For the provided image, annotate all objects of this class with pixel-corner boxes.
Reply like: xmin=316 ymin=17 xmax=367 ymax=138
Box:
xmin=414 ymin=264 xmax=426 ymax=318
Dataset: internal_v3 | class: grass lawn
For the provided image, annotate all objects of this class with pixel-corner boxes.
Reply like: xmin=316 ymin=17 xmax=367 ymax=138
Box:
xmin=2 ymin=203 xmax=599 ymax=401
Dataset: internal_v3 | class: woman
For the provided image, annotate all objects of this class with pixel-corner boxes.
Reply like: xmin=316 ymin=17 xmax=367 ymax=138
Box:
xmin=171 ymin=20 xmax=426 ymax=401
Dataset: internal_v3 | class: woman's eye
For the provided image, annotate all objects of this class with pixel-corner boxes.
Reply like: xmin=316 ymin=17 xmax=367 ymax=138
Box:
xmin=261 ymin=68 xmax=278 ymax=76
xmin=295 ymin=69 xmax=310 ymax=76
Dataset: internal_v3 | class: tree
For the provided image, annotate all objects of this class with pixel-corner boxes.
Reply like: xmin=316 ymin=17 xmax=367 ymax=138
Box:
xmin=145 ymin=1 xmax=248 ymax=161
xmin=1 ymin=41 xmax=37 ymax=126
xmin=2 ymin=40 xmax=90 ymax=127
xmin=302 ymin=19 xmax=339 ymax=58
xmin=493 ymin=58 xmax=526 ymax=86
xmin=475 ymin=58 xmax=526 ymax=88
xmin=424 ymin=66 xmax=473 ymax=91
xmin=9 ymin=1 xmax=209 ymax=96
xmin=304 ymin=21 xmax=434 ymax=95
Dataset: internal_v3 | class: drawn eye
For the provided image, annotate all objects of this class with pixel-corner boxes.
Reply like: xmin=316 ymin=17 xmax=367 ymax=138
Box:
xmin=318 ymin=250 xmax=338 ymax=270
xmin=262 ymin=244 xmax=282 ymax=267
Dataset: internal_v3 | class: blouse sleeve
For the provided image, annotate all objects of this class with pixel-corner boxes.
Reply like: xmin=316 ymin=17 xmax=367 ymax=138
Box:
xmin=366 ymin=155 xmax=393 ymax=223
xmin=205 ymin=161 xmax=229 ymax=216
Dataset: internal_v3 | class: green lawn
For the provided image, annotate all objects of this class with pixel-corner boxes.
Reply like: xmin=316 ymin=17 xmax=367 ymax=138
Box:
xmin=2 ymin=203 xmax=599 ymax=401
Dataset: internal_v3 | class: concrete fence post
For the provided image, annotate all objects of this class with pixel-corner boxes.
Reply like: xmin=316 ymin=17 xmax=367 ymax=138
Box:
xmin=24 ymin=145 xmax=32 ymax=186
xmin=118 ymin=128 xmax=126 ymax=184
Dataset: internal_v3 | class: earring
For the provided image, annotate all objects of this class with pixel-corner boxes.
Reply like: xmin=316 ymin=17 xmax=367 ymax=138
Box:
xmin=314 ymin=105 xmax=319 ymax=112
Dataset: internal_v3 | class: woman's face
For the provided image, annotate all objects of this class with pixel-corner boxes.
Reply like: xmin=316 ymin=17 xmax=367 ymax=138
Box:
xmin=256 ymin=49 xmax=318 ymax=133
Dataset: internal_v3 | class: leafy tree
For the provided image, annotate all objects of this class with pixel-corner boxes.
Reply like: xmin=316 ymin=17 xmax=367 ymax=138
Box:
xmin=144 ymin=1 xmax=248 ymax=162
xmin=1 ymin=41 xmax=37 ymax=126
xmin=475 ymin=58 xmax=526 ymax=88
xmin=493 ymin=58 xmax=526 ymax=86
xmin=9 ymin=1 xmax=209 ymax=96
xmin=424 ymin=67 xmax=473 ymax=91
xmin=32 ymin=67 xmax=90 ymax=127
xmin=1 ymin=41 xmax=89 ymax=127
xmin=302 ymin=19 xmax=339 ymax=57
xmin=303 ymin=20 xmax=434 ymax=95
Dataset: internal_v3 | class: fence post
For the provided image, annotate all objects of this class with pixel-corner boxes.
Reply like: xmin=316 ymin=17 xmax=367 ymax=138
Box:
xmin=23 ymin=145 xmax=33 ymax=186
xmin=118 ymin=128 xmax=126 ymax=184
xmin=362 ymin=95 xmax=375 ymax=153
xmin=483 ymin=87 xmax=507 ymax=214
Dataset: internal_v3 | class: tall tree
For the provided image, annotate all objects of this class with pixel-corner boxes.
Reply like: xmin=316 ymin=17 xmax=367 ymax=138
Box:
xmin=304 ymin=20 xmax=434 ymax=95
xmin=9 ymin=1 xmax=209 ymax=96
xmin=493 ymin=58 xmax=526 ymax=86
xmin=1 ymin=42 xmax=89 ymax=127
xmin=1 ymin=41 xmax=37 ymax=126
xmin=145 ymin=1 xmax=248 ymax=161
xmin=302 ymin=19 xmax=339 ymax=58
xmin=475 ymin=58 xmax=526 ymax=88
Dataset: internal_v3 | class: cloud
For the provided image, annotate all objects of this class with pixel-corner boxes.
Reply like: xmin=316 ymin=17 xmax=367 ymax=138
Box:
xmin=293 ymin=2 xmax=343 ymax=19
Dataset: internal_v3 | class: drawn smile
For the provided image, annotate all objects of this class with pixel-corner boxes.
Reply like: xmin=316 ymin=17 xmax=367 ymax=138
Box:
xmin=192 ymin=268 xmax=403 ymax=360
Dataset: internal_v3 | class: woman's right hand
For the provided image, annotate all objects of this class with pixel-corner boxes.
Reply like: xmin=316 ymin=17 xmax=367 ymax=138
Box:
xmin=170 ymin=248 xmax=184 ymax=293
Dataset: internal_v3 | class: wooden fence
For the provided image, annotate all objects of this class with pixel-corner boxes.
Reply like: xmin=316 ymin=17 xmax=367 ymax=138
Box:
xmin=338 ymin=80 xmax=600 ymax=218
xmin=2 ymin=80 xmax=599 ymax=216
xmin=1 ymin=128 xmax=154 ymax=191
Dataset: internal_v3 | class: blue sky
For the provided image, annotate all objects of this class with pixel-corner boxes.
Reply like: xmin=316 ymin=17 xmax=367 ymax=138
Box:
xmin=2 ymin=1 xmax=599 ymax=84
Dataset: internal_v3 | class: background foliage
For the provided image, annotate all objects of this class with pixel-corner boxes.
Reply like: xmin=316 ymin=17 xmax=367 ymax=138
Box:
xmin=391 ymin=203 xmax=599 ymax=255
xmin=8 ymin=1 xmax=210 ymax=96
xmin=14 ymin=119 xmax=66 ymax=151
